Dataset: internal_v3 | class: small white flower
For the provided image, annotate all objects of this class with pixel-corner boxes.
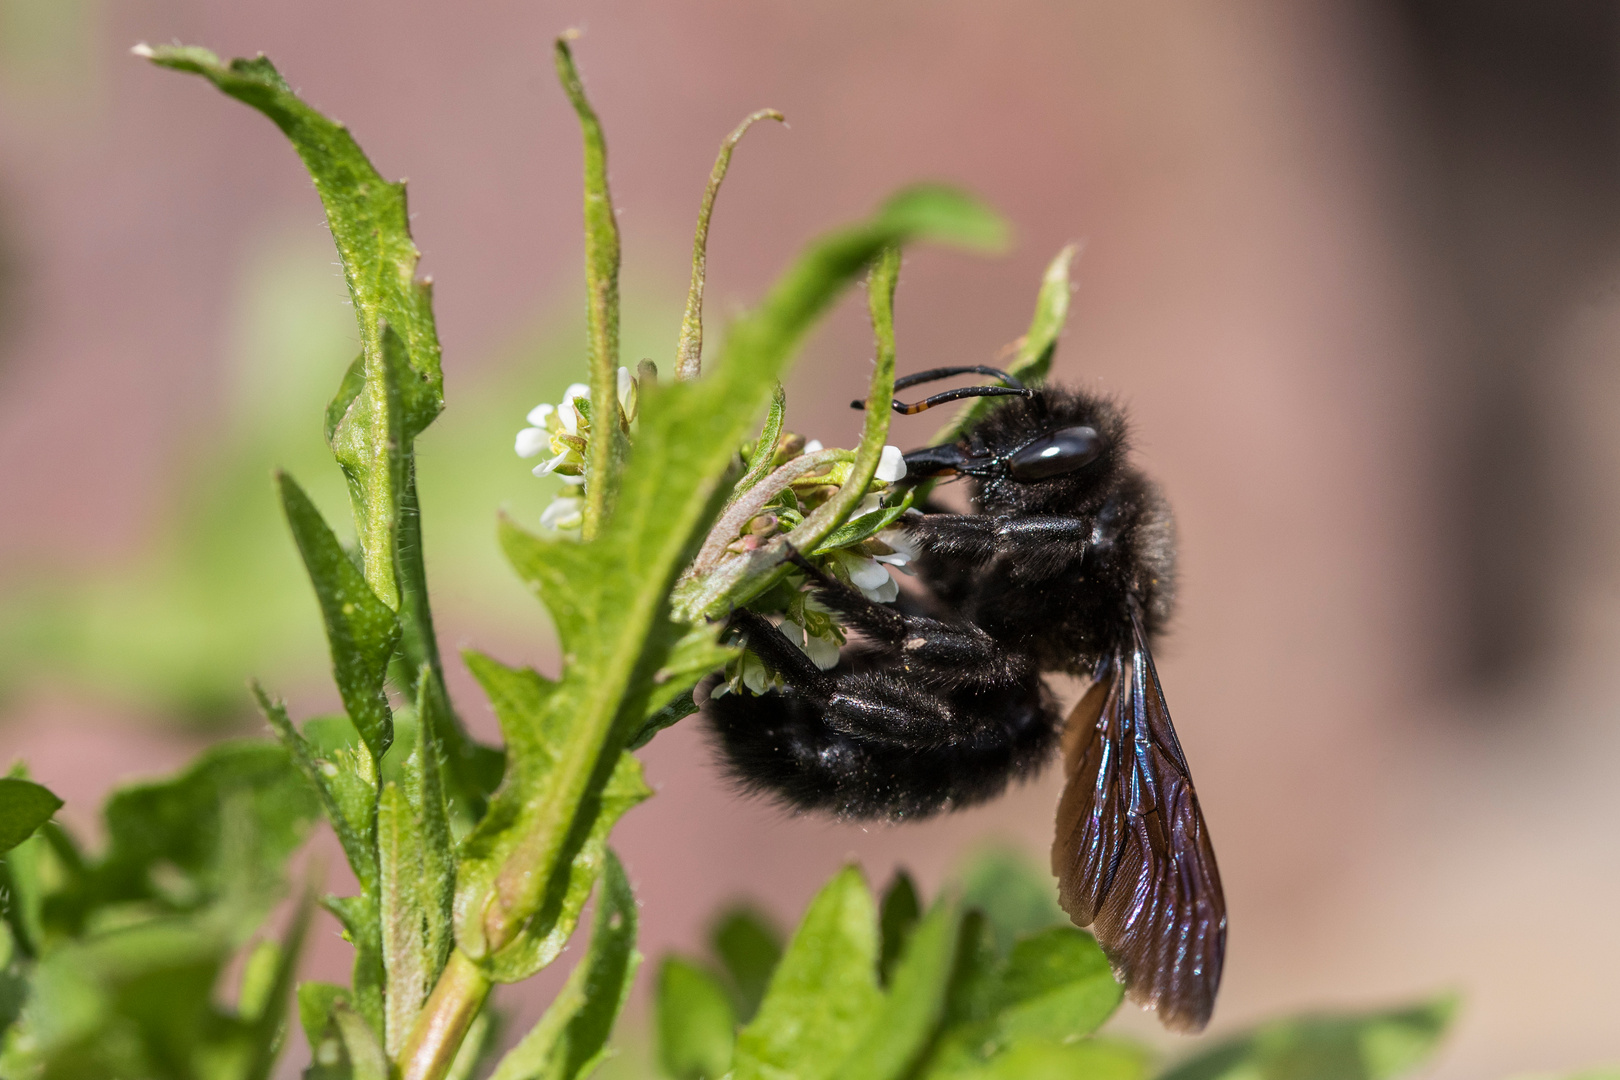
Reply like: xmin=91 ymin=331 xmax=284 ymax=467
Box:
xmin=829 ymin=550 xmax=899 ymax=603
xmin=779 ymin=618 xmax=840 ymax=670
xmin=525 ymin=402 xmax=555 ymax=426
xmin=532 ymin=449 xmax=571 ymax=477
xmin=876 ymin=444 xmax=907 ymax=483
xmin=873 ymin=528 xmax=918 ymax=575
xmin=558 ymin=383 xmax=590 ymax=434
xmin=539 ymin=496 xmax=583 ymax=532
xmin=616 ymin=365 xmax=638 ymax=421
xmin=803 ymin=438 xmax=824 ymax=454
xmin=515 ymin=426 xmax=550 ymax=458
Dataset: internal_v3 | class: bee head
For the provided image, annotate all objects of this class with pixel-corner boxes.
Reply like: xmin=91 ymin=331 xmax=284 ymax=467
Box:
xmin=902 ymin=385 xmax=1129 ymax=514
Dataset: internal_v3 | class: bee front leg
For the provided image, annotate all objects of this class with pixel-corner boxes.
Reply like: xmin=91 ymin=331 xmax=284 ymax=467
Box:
xmin=908 ymin=513 xmax=1091 ymax=580
xmin=786 ymin=549 xmax=1031 ymax=687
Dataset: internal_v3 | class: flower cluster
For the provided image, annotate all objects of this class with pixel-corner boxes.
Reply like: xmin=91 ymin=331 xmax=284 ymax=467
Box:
xmin=516 ymin=367 xmax=640 ymax=536
xmin=515 ymin=366 xmax=639 ymax=480
xmin=517 ymin=369 xmax=921 ymax=688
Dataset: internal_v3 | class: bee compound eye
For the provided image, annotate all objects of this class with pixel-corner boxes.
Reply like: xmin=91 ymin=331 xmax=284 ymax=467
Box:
xmin=1008 ymin=425 xmax=1104 ymax=481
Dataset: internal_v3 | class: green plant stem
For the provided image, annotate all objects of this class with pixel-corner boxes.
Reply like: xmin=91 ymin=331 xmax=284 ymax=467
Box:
xmin=555 ymin=35 xmax=623 ymax=540
xmin=677 ymin=108 xmax=785 ymax=381
xmin=782 ymin=245 xmax=900 ymax=549
xmin=398 ymin=950 xmax=492 ymax=1080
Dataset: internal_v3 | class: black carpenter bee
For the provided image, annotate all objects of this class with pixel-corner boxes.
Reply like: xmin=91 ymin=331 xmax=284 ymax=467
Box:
xmin=704 ymin=365 xmax=1226 ymax=1032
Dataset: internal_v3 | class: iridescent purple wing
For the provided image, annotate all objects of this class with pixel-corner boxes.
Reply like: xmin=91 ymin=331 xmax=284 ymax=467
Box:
xmin=1051 ymin=611 xmax=1226 ymax=1032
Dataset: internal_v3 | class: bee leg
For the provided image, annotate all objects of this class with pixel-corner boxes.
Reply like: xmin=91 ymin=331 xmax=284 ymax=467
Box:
xmin=788 ymin=549 xmax=1031 ymax=687
xmin=724 ymin=609 xmax=835 ymax=703
xmin=908 ymin=512 xmax=1091 ymax=581
xmin=904 ymin=513 xmax=1001 ymax=563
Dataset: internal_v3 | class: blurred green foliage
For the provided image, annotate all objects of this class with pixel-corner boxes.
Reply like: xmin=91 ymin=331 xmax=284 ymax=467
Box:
xmin=0 ymin=232 xmax=677 ymax=724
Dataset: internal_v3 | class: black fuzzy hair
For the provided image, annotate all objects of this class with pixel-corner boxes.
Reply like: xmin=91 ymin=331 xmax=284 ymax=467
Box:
xmin=702 ymin=674 xmax=1060 ymax=820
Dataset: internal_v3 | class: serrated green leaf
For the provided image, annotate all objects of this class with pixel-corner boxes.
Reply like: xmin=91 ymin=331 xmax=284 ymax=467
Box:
xmin=148 ymin=43 xmax=493 ymax=822
xmin=254 ymin=689 xmax=378 ymax=897
xmin=992 ymin=927 xmax=1121 ymax=1043
xmin=142 ymin=46 xmax=444 ymax=599
xmin=0 ymin=779 xmax=62 ymax=855
xmin=837 ymin=897 xmax=960 ymax=1080
xmin=923 ymin=926 xmax=1120 ymax=1075
xmin=932 ymin=243 xmax=1075 ymax=445
xmin=138 ymin=49 xmax=441 ymax=420
xmin=553 ymin=38 xmax=626 ymax=537
xmin=1158 ymin=996 xmax=1458 ymax=1080
xmin=276 ymin=473 xmax=397 ymax=761
xmin=487 ymin=851 xmax=641 ymax=1080
xmin=956 ymin=846 xmax=1065 ymax=957
xmin=459 ymin=652 xmax=651 ymax=983
xmin=484 ymin=751 xmax=649 ymax=984
xmin=878 ymin=871 xmax=921 ymax=986
xmin=710 ymin=907 xmax=783 ymax=1024
xmin=655 ymin=957 xmax=736 ymax=1080
xmin=731 ymin=866 xmax=881 ymax=1080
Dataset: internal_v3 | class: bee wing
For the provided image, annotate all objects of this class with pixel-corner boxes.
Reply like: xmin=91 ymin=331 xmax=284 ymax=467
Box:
xmin=1051 ymin=611 xmax=1226 ymax=1032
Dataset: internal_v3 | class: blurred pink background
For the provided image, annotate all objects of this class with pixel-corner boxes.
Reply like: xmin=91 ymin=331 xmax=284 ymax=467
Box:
xmin=4 ymin=1 xmax=1620 ymax=1075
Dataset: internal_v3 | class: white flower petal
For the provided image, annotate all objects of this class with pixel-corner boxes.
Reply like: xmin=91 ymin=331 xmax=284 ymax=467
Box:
xmin=616 ymin=366 xmax=633 ymax=410
xmin=560 ymin=472 xmax=586 ymax=486
xmin=859 ymin=574 xmax=900 ymax=603
xmin=877 ymin=528 xmax=917 ymax=559
xmin=525 ymin=402 xmax=555 ymax=426
xmin=874 ymin=528 xmax=917 ymax=574
xmin=558 ymin=400 xmax=580 ymax=435
xmin=562 ymin=382 xmax=590 ymax=403
xmin=803 ymin=438 xmax=823 ymax=453
xmin=876 ymin=444 xmax=907 ymax=482
xmin=515 ymin=427 xmax=550 ymax=458
xmin=532 ymin=449 xmax=570 ymax=477
xmin=856 ymin=492 xmax=884 ymax=517
xmin=843 ymin=555 xmax=891 ymax=592
xmin=803 ymin=632 xmax=841 ymax=670
xmin=873 ymin=529 xmax=916 ymax=567
xmin=539 ymin=496 xmax=583 ymax=531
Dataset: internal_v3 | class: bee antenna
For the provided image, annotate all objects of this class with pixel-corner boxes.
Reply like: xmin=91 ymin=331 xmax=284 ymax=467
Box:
xmin=892 ymin=365 xmax=1025 ymax=392
xmin=852 ymin=366 xmax=1034 ymax=413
